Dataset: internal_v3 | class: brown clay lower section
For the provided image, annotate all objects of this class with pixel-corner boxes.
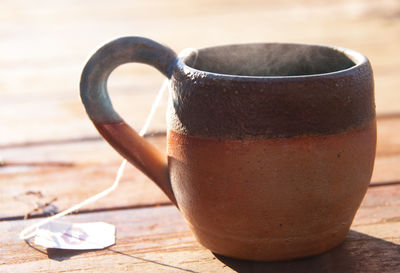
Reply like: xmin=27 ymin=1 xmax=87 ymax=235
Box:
xmin=167 ymin=120 xmax=376 ymax=261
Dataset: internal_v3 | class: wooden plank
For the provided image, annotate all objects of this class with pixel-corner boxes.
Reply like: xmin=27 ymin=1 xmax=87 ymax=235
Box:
xmin=2 ymin=115 xmax=397 ymax=161
xmin=371 ymin=155 xmax=400 ymax=185
xmin=1 ymin=184 xmax=399 ymax=272
xmin=2 ymin=115 xmax=399 ymax=160
xmin=354 ymin=184 xmax=400 ymax=226
xmin=376 ymin=115 xmax=400 ymax=157
xmin=0 ymin=136 xmax=170 ymax=220
xmin=2 ymin=115 xmax=400 ymax=219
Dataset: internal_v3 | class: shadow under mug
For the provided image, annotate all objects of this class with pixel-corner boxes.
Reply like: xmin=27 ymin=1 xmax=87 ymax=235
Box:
xmin=80 ymin=37 xmax=376 ymax=261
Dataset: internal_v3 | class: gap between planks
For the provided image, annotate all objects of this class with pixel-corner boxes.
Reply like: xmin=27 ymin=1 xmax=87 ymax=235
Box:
xmin=0 ymin=131 xmax=166 ymax=150
xmin=0 ymin=201 xmax=173 ymax=222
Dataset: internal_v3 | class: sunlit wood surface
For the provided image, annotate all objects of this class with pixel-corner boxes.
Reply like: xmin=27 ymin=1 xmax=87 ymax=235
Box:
xmin=1 ymin=0 xmax=400 ymax=272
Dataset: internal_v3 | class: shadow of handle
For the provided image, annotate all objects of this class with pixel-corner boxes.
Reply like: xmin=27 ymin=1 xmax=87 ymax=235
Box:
xmin=80 ymin=36 xmax=178 ymax=206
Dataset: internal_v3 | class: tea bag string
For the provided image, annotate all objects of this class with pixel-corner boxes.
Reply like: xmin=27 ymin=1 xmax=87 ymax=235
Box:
xmin=19 ymin=79 xmax=169 ymax=240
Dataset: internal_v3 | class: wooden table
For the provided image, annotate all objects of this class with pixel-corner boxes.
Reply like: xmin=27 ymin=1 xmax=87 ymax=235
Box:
xmin=1 ymin=0 xmax=399 ymax=272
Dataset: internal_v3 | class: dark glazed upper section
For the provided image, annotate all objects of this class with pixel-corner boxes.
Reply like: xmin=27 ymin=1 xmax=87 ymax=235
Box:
xmin=169 ymin=43 xmax=375 ymax=139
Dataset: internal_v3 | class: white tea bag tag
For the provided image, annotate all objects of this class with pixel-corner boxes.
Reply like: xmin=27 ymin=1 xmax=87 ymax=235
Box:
xmin=34 ymin=221 xmax=115 ymax=250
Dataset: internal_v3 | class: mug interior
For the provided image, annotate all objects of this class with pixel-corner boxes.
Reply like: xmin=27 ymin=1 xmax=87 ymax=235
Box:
xmin=183 ymin=43 xmax=358 ymax=77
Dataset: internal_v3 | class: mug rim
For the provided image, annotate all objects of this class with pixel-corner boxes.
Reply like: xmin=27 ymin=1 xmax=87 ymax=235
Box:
xmin=176 ymin=42 xmax=369 ymax=80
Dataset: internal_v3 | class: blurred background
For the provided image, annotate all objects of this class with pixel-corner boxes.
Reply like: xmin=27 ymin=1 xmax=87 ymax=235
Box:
xmin=1 ymin=0 xmax=400 ymax=218
xmin=1 ymin=0 xmax=399 ymax=145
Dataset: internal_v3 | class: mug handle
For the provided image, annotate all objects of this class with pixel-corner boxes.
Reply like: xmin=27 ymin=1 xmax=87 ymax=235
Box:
xmin=80 ymin=37 xmax=177 ymax=206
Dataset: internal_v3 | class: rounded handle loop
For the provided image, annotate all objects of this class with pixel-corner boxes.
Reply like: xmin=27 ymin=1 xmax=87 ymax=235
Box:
xmin=80 ymin=37 xmax=177 ymax=206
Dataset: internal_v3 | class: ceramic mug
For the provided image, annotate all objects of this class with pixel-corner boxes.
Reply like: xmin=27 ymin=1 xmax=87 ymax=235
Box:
xmin=80 ymin=37 xmax=376 ymax=261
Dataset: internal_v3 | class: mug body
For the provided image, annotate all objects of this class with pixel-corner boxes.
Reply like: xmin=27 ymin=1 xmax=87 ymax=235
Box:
xmin=167 ymin=43 xmax=376 ymax=261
